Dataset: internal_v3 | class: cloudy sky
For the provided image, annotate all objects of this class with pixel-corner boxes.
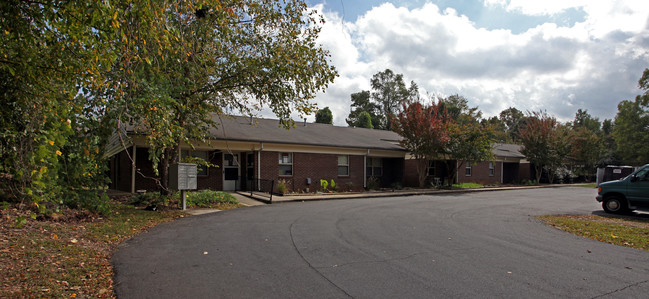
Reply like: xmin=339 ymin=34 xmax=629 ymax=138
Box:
xmin=290 ymin=0 xmax=649 ymax=126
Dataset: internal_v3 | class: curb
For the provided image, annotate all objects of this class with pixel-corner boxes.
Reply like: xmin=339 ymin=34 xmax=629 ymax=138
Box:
xmin=237 ymin=184 xmax=581 ymax=204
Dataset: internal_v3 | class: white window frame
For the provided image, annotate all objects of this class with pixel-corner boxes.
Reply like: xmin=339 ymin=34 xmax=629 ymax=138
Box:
xmin=278 ymin=152 xmax=293 ymax=177
xmin=489 ymin=162 xmax=495 ymax=176
xmin=338 ymin=155 xmax=349 ymax=176
xmin=465 ymin=162 xmax=472 ymax=176
xmin=367 ymin=157 xmax=383 ymax=177
xmin=427 ymin=160 xmax=435 ymax=176
xmin=181 ymin=150 xmax=209 ymax=176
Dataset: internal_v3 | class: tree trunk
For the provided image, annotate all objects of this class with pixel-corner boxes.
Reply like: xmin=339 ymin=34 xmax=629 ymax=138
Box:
xmin=416 ymin=158 xmax=429 ymax=188
xmin=534 ymin=165 xmax=542 ymax=183
xmin=160 ymin=148 xmax=171 ymax=195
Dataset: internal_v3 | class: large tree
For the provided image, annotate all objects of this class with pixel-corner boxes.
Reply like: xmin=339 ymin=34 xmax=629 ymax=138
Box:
xmin=569 ymin=109 xmax=604 ymax=180
xmin=444 ymin=122 xmax=495 ymax=185
xmin=108 ymin=0 xmax=338 ymax=192
xmin=370 ymin=69 xmax=419 ymax=130
xmin=613 ymin=69 xmax=649 ymax=164
xmin=0 ymin=0 xmax=338 ymax=207
xmin=346 ymin=90 xmax=381 ymax=128
xmin=481 ymin=116 xmax=509 ymax=143
xmin=499 ymin=107 xmax=525 ymax=142
xmin=315 ymin=107 xmax=333 ymax=124
xmin=391 ymin=101 xmax=450 ymax=188
xmin=0 ymin=0 xmax=123 ymax=213
xmin=355 ymin=111 xmax=374 ymax=129
xmin=519 ymin=111 xmax=571 ymax=183
xmin=572 ymin=109 xmax=601 ymax=133
xmin=437 ymin=95 xmax=494 ymax=184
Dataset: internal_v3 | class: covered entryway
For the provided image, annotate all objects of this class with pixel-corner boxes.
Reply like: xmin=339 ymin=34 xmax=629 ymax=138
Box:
xmin=223 ymin=153 xmax=240 ymax=191
xmin=502 ymin=162 xmax=519 ymax=184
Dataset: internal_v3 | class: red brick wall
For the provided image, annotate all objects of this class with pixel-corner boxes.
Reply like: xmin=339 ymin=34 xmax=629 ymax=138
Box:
xmin=456 ymin=161 xmax=501 ymax=185
xmin=259 ymin=151 xmax=365 ymax=192
xmin=404 ymin=159 xmax=419 ymax=187
xmin=110 ymin=148 xmax=409 ymax=193
xmin=519 ymin=162 xmax=532 ymax=182
xmin=196 ymin=151 xmax=222 ymax=191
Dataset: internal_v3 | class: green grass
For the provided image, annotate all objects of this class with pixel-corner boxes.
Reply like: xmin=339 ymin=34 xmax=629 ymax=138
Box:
xmin=1 ymin=204 xmax=185 ymax=298
xmin=539 ymin=215 xmax=649 ymax=251
xmin=184 ymin=190 xmax=239 ymax=208
xmin=130 ymin=190 xmax=242 ymax=210
xmin=452 ymin=182 xmax=483 ymax=189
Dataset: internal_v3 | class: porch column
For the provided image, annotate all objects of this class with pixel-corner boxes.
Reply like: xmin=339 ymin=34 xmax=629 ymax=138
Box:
xmin=500 ymin=161 xmax=504 ymax=184
xmin=258 ymin=142 xmax=263 ymax=191
xmin=363 ymin=152 xmax=368 ymax=188
xmin=131 ymin=145 xmax=136 ymax=193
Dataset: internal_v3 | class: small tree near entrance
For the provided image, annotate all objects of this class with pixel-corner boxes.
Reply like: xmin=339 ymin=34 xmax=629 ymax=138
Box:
xmin=391 ymin=101 xmax=450 ymax=187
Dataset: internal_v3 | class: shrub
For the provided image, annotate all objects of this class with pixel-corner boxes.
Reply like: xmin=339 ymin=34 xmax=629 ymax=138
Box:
xmin=186 ymin=190 xmax=238 ymax=208
xmin=330 ymin=179 xmax=336 ymax=191
xmin=276 ymin=179 xmax=288 ymax=195
xmin=367 ymin=176 xmax=380 ymax=190
xmin=129 ymin=192 xmax=168 ymax=207
xmin=62 ymin=189 xmax=111 ymax=216
xmin=320 ymin=179 xmax=329 ymax=191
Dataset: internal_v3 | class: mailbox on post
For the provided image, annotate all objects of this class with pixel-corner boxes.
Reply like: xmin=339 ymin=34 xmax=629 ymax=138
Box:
xmin=169 ymin=163 xmax=197 ymax=210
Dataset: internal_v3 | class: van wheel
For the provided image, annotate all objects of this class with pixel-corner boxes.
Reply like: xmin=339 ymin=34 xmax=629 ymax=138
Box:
xmin=602 ymin=196 xmax=628 ymax=214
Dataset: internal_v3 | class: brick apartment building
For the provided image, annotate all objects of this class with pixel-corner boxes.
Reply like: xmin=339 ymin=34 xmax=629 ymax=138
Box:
xmin=107 ymin=115 xmax=531 ymax=193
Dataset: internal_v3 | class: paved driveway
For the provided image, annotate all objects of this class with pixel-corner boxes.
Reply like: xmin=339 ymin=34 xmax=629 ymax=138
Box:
xmin=113 ymin=187 xmax=649 ymax=298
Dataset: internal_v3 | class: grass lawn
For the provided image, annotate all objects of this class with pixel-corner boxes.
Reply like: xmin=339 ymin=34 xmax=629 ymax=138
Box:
xmin=452 ymin=182 xmax=483 ymax=189
xmin=1 ymin=191 xmax=244 ymax=298
xmin=0 ymin=203 xmax=185 ymax=298
xmin=539 ymin=214 xmax=649 ymax=251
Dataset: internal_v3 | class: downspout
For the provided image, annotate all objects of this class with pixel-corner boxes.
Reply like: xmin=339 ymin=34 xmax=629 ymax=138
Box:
xmin=131 ymin=145 xmax=136 ymax=193
xmin=456 ymin=160 xmax=459 ymax=184
xmin=364 ymin=149 xmax=369 ymax=188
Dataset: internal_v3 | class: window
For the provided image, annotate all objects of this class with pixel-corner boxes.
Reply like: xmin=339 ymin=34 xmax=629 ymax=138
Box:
xmin=489 ymin=162 xmax=495 ymax=176
xmin=279 ymin=152 xmax=293 ymax=176
xmin=223 ymin=153 xmax=239 ymax=180
xmin=338 ymin=155 xmax=349 ymax=176
xmin=367 ymin=157 xmax=382 ymax=177
xmin=181 ymin=150 xmax=209 ymax=176
xmin=637 ymin=168 xmax=649 ymax=181
xmin=428 ymin=161 xmax=435 ymax=176
xmin=465 ymin=162 xmax=472 ymax=176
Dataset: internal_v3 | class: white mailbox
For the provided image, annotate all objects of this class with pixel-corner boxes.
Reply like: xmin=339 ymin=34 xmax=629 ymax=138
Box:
xmin=169 ymin=163 xmax=197 ymax=191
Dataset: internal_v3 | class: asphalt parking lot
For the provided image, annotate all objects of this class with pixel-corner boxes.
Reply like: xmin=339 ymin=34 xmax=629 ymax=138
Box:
xmin=113 ymin=187 xmax=649 ymax=298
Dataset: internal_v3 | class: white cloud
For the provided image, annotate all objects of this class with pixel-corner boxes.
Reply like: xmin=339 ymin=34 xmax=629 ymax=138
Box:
xmin=303 ymin=1 xmax=649 ymax=125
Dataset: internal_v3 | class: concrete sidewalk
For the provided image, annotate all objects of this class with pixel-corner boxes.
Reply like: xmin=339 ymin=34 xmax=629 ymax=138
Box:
xmin=236 ymin=184 xmax=583 ymax=204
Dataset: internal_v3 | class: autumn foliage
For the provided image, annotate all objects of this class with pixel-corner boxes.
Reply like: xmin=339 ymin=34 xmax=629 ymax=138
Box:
xmin=391 ymin=102 xmax=450 ymax=187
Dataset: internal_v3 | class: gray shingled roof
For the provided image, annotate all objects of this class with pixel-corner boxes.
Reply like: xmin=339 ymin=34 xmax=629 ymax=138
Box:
xmin=492 ymin=143 xmax=525 ymax=158
xmin=207 ymin=115 xmax=405 ymax=151
xmin=124 ymin=114 xmax=526 ymax=156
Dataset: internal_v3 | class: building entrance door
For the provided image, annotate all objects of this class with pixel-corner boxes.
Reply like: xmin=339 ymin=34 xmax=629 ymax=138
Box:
xmin=223 ymin=153 xmax=240 ymax=191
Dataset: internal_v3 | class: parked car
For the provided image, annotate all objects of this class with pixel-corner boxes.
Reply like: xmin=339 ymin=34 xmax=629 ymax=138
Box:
xmin=596 ymin=164 xmax=649 ymax=214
